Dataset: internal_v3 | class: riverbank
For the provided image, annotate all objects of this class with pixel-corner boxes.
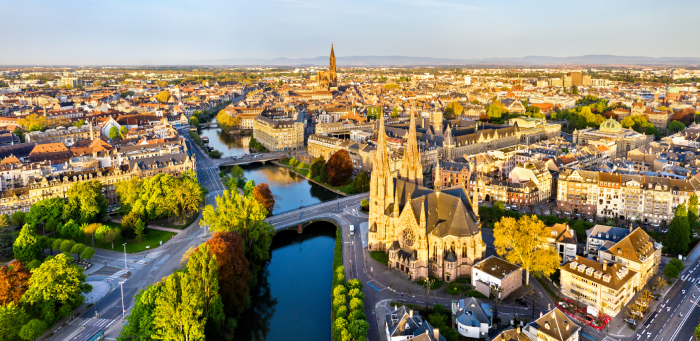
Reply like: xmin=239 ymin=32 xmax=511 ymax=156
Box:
xmin=272 ymin=160 xmax=352 ymax=197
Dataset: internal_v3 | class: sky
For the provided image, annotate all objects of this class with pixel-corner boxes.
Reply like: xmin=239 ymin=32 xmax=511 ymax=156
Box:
xmin=1 ymin=0 xmax=698 ymax=65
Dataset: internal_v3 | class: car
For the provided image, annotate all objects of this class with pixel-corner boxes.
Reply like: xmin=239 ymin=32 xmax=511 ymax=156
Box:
xmin=349 ymin=225 xmax=355 ymax=236
xmin=624 ymin=318 xmax=637 ymax=326
xmin=588 ymin=219 xmax=594 ymax=223
xmin=505 ymin=206 xmax=510 ymax=210
xmin=515 ymin=298 xmax=528 ymax=306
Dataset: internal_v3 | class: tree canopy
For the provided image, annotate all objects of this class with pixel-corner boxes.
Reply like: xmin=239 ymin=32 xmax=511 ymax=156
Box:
xmin=252 ymin=183 xmax=275 ymax=215
xmin=13 ymin=225 xmax=41 ymax=263
xmin=667 ymin=203 xmax=690 ymax=255
xmin=205 ymin=232 xmax=251 ymax=318
xmin=326 ymin=150 xmax=354 ymax=186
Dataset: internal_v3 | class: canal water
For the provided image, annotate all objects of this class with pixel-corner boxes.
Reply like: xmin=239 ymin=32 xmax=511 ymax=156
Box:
xmin=235 ymin=222 xmax=337 ymax=341
xmin=208 ymin=129 xmax=338 ymax=340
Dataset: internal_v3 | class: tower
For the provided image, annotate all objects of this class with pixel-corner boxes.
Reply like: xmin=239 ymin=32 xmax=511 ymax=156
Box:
xmin=399 ymin=108 xmax=424 ymax=185
xmin=329 ymin=44 xmax=337 ymax=87
xmin=443 ymin=124 xmax=455 ymax=160
xmin=368 ymin=115 xmax=392 ymax=250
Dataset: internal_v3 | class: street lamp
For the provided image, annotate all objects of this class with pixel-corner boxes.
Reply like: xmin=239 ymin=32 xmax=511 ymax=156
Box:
xmin=122 ymin=243 xmax=128 ymax=270
xmin=119 ymin=281 xmax=125 ymax=319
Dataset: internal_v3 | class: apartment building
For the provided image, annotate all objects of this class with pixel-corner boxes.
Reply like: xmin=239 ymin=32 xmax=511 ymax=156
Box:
xmin=252 ymin=114 xmax=304 ymax=151
xmin=510 ymin=161 xmax=553 ymax=202
xmin=598 ymin=228 xmax=661 ymax=290
xmin=547 ymin=223 xmax=577 ymax=263
xmin=560 ymin=256 xmax=637 ymax=317
xmin=586 ymin=225 xmax=630 ymax=257
xmin=26 ymin=124 xmax=100 ymax=146
xmin=558 ymin=169 xmax=698 ymax=224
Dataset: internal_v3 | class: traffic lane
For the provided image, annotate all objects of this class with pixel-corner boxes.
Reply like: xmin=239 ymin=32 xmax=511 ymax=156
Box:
xmin=650 ymin=279 xmax=699 ymax=341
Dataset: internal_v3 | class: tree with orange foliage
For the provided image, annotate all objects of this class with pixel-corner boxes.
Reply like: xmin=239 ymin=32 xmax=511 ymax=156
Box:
xmin=326 ymin=150 xmax=354 ymax=186
xmin=205 ymin=232 xmax=252 ymax=318
xmin=0 ymin=260 xmax=31 ymax=306
xmin=252 ymin=183 xmax=275 ymax=215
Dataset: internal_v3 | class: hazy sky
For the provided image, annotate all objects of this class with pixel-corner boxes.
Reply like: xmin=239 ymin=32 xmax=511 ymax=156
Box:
xmin=1 ymin=0 xmax=698 ymax=65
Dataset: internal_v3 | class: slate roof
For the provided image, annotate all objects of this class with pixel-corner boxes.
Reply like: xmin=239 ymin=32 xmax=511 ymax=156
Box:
xmin=527 ymin=308 xmax=580 ymax=341
xmin=385 ymin=306 xmax=446 ymax=341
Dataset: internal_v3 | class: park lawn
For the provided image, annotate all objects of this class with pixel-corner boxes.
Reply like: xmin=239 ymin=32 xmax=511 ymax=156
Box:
xmin=91 ymin=225 xmax=177 ymax=253
xmin=370 ymin=251 xmax=389 ymax=266
xmin=330 ymin=178 xmax=357 ymax=195
xmin=416 ymin=276 xmax=444 ymax=290
xmin=151 ymin=212 xmax=200 ymax=230
xmin=446 ymin=282 xmax=471 ymax=295
xmin=464 ymin=290 xmax=488 ymax=299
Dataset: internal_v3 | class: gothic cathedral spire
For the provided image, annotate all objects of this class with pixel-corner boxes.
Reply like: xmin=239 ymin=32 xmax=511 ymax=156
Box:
xmin=329 ymin=44 xmax=337 ymax=87
xmin=399 ymin=108 xmax=423 ymax=186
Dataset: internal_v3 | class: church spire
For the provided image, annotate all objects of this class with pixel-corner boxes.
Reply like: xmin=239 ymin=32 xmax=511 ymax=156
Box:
xmin=434 ymin=161 xmax=441 ymax=192
xmin=471 ymin=160 xmax=479 ymax=221
xmin=399 ymin=107 xmax=423 ymax=186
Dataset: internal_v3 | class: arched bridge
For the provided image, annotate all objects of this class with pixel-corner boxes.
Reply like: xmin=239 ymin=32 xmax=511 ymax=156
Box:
xmin=214 ymin=152 xmax=287 ymax=167
xmin=265 ymin=193 xmax=368 ymax=232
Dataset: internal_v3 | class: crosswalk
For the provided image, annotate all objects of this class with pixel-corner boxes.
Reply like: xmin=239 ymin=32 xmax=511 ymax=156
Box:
xmin=65 ymin=318 xmax=115 ymax=341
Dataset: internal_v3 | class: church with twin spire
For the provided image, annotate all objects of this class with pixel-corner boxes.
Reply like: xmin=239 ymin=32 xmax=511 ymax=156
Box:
xmin=368 ymin=111 xmax=486 ymax=282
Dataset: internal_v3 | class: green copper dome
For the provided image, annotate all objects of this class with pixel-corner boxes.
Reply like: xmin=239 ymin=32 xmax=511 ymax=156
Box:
xmin=667 ymin=85 xmax=680 ymax=94
xmin=599 ymin=118 xmax=622 ymax=133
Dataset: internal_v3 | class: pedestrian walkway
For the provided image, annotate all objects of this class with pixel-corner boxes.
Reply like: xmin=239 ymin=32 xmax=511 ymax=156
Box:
xmin=146 ymin=225 xmax=182 ymax=233
xmin=82 ymin=281 xmax=110 ymax=304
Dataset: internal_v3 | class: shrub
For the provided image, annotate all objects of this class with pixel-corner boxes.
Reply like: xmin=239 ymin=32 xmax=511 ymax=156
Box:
xmin=348 ymin=308 xmax=366 ymax=322
xmin=349 ymin=297 xmax=364 ymax=311
xmin=336 ymin=305 xmax=348 ymax=319
xmin=348 ymin=288 xmax=364 ymax=301
xmin=334 ymin=284 xmax=347 ymax=298
xmin=333 ymin=296 xmax=346 ymax=312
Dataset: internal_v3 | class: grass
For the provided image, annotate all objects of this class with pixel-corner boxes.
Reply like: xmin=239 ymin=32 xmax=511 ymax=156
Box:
xmin=88 ymin=223 xmax=177 ymax=253
xmin=446 ymin=282 xmax=471 ymax=295
xmin=464 ymin=290 xmax=488 ymax=299
xmin=332 ymin=225 xmax=343 ymax=286
xmin=330 ymin=178 xmax=357 ymax=195
xmin=455 ymin=277 xmax=471 ymax=284
xmin=416 ymin=276 xmax=444 ymax=290
xmin=150 ymin=212 xmax=200 ymax=230
xmin=370 ymin=251 xmax=389 ymax=266
xmin=535 ymin=275 xmax=558 ymax=301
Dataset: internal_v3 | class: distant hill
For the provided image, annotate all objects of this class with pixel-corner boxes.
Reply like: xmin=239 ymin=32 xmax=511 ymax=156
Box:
xmin=205 ymin=54 xmax=700 ymax=66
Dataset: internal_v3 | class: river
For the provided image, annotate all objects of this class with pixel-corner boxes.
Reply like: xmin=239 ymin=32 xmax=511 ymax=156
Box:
xmin=207 ymin=128 xmax=338 ymax=340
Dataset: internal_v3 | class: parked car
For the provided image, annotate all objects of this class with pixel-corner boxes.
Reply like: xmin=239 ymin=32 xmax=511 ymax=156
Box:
xmin=515 ymin=298 xmax=528 ymax=306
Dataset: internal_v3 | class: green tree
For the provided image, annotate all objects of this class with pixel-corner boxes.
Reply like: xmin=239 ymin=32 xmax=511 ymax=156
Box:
xmin=0 ymin=216 xmax=12 ymax=258
xmin=135 ymin=174 xmax=178 ymax=220
xmin=26 ymin=197 xmax=65 ymax=231
xmin=156 ymin=90 xmax=171 ymax=103
xmin=309 ymin=156 xmax=326 ymax=179
xmin=186 ymin=244 xmax=225 ymax=329
xmin=115 ymin=178 xmax=142 ymax=212
xmin=487 ymin=101 xmax=503 ymax=120
xmin=71 ymin=243 xmax=86 ymax=261
xmin=165 ymin=172 xmax=205 ymax=224
xmin=0 ymin=303 xmax=28 ymax=341
xmin=11 ymin=211 xmax=26 ymax=227
xmin=690 ymin=194 xmax=699 ymax=230
xmin=348 ymin=319 xmax=369 ymax=341
xmin=664 ymin=258 xmax=685 ymax=279
xmin=201 ymin=190 xmax=275 ymax=280
xmin=668 ymin=120 xmax=686 ymax=132
xmin=135 ymin=219 xmax=146 ymax=243
xmin=108 ymin=126 xmax=119 ymax=139
xmin=19 ymin=318 xmax=47 ymax=341
xmin=21 ymin=253 xmax=91 ymax=323
xmin=667 ymin=203 xmax=691 ymax=255
xmin=13 ymin=225 xmax=41 ymax=263
xmin=81 ymin=247 xmax=95 ymax=263
xmin=153 ymin=272 xmax=206 ymax=341
xmin=65 ymin=181 xmax=108 ymax=224
xmin=118 ymin=284 xmax=163 ymax=341
xmin=189 ymin=116 xmax=200 ymax=126
xmin=354 ymin=171 xmax=370 ymax=193
xmin=119 ymin=125 xmax=128 ymax=137
xmin=243 ymin=179 xmax=256 ymax=197
xmin=95 ymin=225 xmax=120 ymax=249
xmin=695 ymin=323 xmax=700 ymax=341
xmin=59 ymin=240 xmax=76 ymax=254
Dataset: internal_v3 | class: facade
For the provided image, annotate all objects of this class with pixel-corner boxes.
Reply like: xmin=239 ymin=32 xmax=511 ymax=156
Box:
xmin=385 ymin=306 xmax=446 ymax=341
xmin=368 ymin=115 xmax=486 ymax=282
xmin=453 ymin=297 xmax=492 ymax=339
xmin=316 ymin=45 xmax=338 ymax=89
xmin=307 ymin=134 xmax=376 ymax=171
xmin=252 ymin=114 xmax=304 ymax=151
xmin=26 ymin=124 xmax=100 ymax=146
xmin=573 ymin=119 xmax=654 ymax=158
xmin=523 ymin=308 xmax=580 ymax=341
xmin=546 ymin=223 xmax=577 ymax=263
xmin=586 ymin=225 xmax=630 ymax=257
xmin=557 ymin=169 xmax=599 ymax=217
xmin=472 ymin=256 xmax=523 ymax=299
xmin=509 ymin=160 xmax=553 ymax=202
xmin=560 ymin=256 xmax=636 ymax=317
xmin=597 ymin=227 xmax=661 ymax=291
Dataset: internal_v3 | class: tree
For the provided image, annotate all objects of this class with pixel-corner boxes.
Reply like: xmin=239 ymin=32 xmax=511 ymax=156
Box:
xmin=135 ymin=173 xmax=178 ymax=220
xmin=626 ymin=301 xmax=645 ymax=321
xmin=165 ymin=172 xmax=205 ymax=224
xmin=71 ymin=243 xmax=86 ymax=261
xmin=354 ymin=171 xmax=370 ymax=193
xmin=309 ymin=156 xmax=326 ymax=179
xmin=668 ymin=120 xmax=686 ymax=132
xmin=688 ymin=194 xmax=699 ymax=230
xmin=0 ymin=217 xmax=13 ymax=258
xmin=0 ymin=261 xmax=31 ymax=306
xmin=21 ymin=253 xmax=90 ymax=323
xmin=0 ymin=303 xmax=28 ymax=341
xmin=201 ymin=190 xmax=275 ymax=280
xmin=667 ymin=203 xmax=690 ymax=255
xmin=96 ymin=225 xmax=120 ymax=249
xmin=121 ymin=211 xmax=140 ymax=239
xmin=653 ymin=275 xmax=667 ymax=295
xmin=83 ymin=223 xmax=101 ymax=247
xmin=326 ymin=150 xmax=354 ymax=186
xmin=695 ymin=323 xmax=700 ymax=341
xmin=444 ymin=101 xmax=464 ymax=119
xmin=11 ymin=211 xmax=26 ymax=227
xmin=487 ymin=101 xmax=504 ymax=120
xmin=120 ymin=125 xmax=128 ymax=137
xmin=59 ymin=240 xmax=76 ymax=254
xmin=119 ymin=283 xmax=163 ymax=340
xmin=348 ymin=319 xmax=369 ymax=341
xmin=108 ymin=126 xmax=119 ymax=140
xmin=25 ymin=197 xmax=65 ymax=231
xmin=420 ymin=277 xmax=435 ymax=310
xmin=18 ymin=114 xmax=49 ymax=132
xmin=205 ymin=232 xmax=251 ymax=318
xmin=81 ymin=247 xmax=95 ymax=264
xmin=493 ymin=215 xmax=560 ymax=285
xmin=252 ymin=183 xmax=275 ymax=215
xmin=152 ymin=272 xmax=206 ymax=341
xmin=664 ymin=258 xmax=685 ymax=279
xmin=217 ymin=111 xmax=241 ymax=132
xmin=186 ymin=245 xmax=225 ymax=331
xmin=156 ymin=90 xmax=171 ymax=103
xmin=189 ymin=116 xmax=200 ymax=126
xmin=19 ymin=319 xmax=46 ymax=341
xmin=65 ymin=181 xmax=108 ymax=224
xmin=135 ymin=219 xmax=146 ymax=243
xmin=13 ymin=225 xmax=41 ymax=263
xmin=243 ymin=179 xmax=256 ymax=197
xmin=58 ymin=220 xmax=82 ymax=239
xmin=115 ymin=178 xmax=142 ymax=212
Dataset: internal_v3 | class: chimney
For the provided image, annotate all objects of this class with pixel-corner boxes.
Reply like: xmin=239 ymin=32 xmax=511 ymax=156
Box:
xmin=517 ymin=327 xmax=521 ymax=334
xmin=603 ymin=261 xmax=607 ymax=271
xmin=409 ymin=309 xmax=413 ymax=318
xmin=433 ymin=329 xmax=440 ymax=340
xmin=540 ymin=311 xmax=543 ymax=318
xmin=548 ymin=303 xmax=551 ymax=310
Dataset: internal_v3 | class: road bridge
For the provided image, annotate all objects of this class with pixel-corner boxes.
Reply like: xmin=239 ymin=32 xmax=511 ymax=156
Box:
xmin=215 ymin=152 xmax=287 ymax=167
xmin=265 ymin=193 xmax=367 ymax=232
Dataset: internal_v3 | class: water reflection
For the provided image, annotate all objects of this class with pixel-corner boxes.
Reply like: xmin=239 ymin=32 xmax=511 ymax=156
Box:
xmin=240 ymin=163 xmax=336 ymax=215
xmin=200 ymin=126 xmax=251 ymax=157
xmin=235 ymin=223 xmax=336 ymax=341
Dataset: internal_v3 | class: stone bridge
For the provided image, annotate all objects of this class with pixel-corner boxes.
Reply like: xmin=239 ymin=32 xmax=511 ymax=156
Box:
xmin=265 ymin=193 xmax=368 ymax=232
xmin=214 ymin=152 xmax=287 ymax=167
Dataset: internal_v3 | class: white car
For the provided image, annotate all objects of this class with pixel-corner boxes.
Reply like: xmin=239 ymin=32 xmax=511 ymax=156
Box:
xmin=349 ymin=225 xmax=355 ymax=236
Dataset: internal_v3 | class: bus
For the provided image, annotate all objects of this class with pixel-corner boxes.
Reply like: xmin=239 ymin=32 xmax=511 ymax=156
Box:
xmin=86 ymin=330 xmax=105 ymax=341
